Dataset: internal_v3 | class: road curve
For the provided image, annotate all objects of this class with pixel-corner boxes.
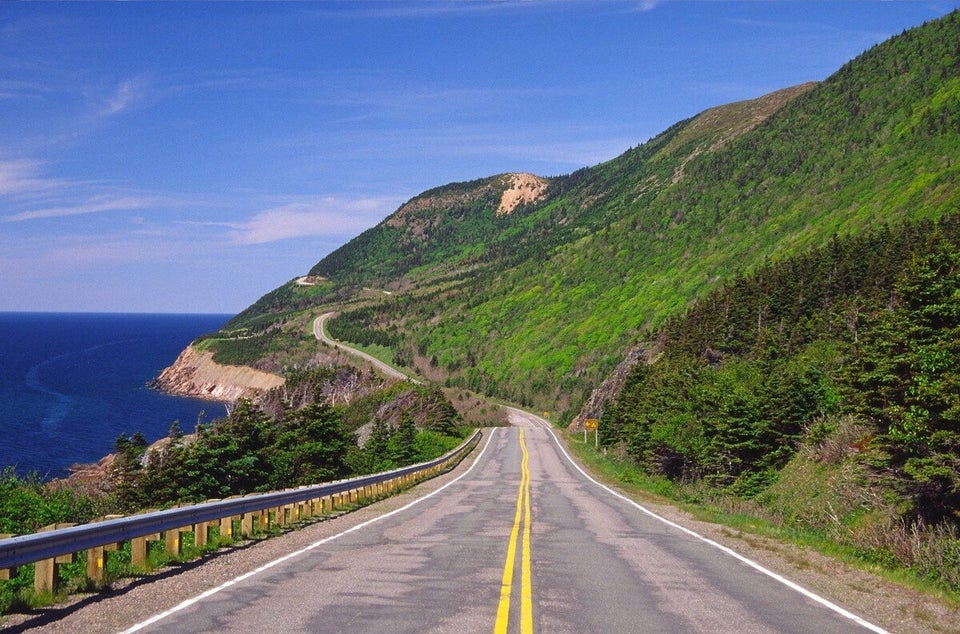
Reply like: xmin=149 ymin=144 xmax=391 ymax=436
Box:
xmin=313 ymin=312 xmax=418 ymax=383
xmin=120 ymin=411 xmax=885 ymax=634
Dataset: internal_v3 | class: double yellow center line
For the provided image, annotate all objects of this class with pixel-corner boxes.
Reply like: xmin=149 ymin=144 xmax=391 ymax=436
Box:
xmin=494 ymin=427 xmax=533 ymax=634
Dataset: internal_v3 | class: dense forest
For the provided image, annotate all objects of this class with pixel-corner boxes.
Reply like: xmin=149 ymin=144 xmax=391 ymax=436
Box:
xmin=601 ymin=214 xmax=960 ymax=591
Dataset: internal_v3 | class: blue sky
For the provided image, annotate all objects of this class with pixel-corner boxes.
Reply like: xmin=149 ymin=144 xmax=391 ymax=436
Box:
xmin=1 ymin=1 xmax=957 ymax=314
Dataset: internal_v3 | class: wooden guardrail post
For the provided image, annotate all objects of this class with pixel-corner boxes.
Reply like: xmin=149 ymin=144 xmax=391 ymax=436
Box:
xmin=131 ymin=530 xmax=160 ymax=568
xmin=86 ymin=545 xmax=105 ymax=583
xmin=259 ymin=508 xmax=270 ymax=532
xmin=34 ymin=523 xmax=75 ymax=594
xmin=194 ymin=521 xmax=209 ymax=548
xmin=164 ymin=527 xmax=181 ymax=556
xmin=194 ymin=500 xmax=222 ymax=548
xmin=163 ymin=504 xmax=192 ymax=557
xmin=219 ymin=515 xmax=233 ymax=540
xmin=0 ymin=534 xmax=14 ymax=581
xmin=84 ymin=515 xmax=122 ymax=584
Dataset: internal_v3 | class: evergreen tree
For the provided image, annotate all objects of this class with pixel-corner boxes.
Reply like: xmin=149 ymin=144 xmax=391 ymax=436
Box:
xmin=390 ymin=415 xmax=418 ymax=466
xmin=365 ymin=417 xmax=394 ymax=471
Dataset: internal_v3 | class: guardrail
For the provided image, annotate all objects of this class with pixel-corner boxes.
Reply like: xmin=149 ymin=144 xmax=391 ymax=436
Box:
xmin=0 ymin=429 xmax=482 ymax=594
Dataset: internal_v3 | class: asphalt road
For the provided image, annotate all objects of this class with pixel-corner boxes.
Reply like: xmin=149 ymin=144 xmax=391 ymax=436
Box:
xmin=313 ymin=314 xmax=418 ymax=383
xmin=122 ymin=409 xmax=885 ymax=634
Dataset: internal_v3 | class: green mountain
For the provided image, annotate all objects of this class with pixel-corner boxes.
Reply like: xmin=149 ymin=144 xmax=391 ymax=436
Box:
xmin=216 ymin=11 xmax=960 ymax=421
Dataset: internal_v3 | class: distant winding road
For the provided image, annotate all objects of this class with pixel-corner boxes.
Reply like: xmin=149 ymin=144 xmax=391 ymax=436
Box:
xmin=313 ymin=312 xmax=418 ymax=383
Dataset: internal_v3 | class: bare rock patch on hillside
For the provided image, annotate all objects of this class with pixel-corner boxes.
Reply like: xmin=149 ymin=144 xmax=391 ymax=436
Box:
xmin=155 ymin=346 xmax=284 ymax=402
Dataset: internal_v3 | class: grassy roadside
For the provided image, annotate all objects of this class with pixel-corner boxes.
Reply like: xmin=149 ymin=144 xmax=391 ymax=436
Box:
xmin=342 ymin=342 xmax=396 ymax=367
xmin=559 ymin=429 xmax=960 ymax=610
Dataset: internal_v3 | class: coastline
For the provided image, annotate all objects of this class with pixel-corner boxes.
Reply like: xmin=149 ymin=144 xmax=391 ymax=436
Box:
xmin=155 ymin=345 xmax=285 ymax=402
xmin=0 ymin=313 xmax=235 ymax=478
xmin=53 ymin=343 xmax=280 ymax=489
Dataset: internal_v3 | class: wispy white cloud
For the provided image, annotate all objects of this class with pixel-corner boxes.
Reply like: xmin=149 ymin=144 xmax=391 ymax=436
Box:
xmin=0 ymin=159 xmax=66 ymax=195
xmin=296 ymin=122 xmax=642 ymax=172
xmin=308 ymin=0 xmax=647 ymax=19
xmin=0 ymin=78 xmax=44 ymax=101
xmin=307 ymin=1 xmax=541 ymax=19
xmin=629 ymin=0 xmax=663 ymax=12
xmin=0 ymin=154 xmax=169 ymax=222
xmin=222 ymin=196 xmax=401 ymax=245
xmin=102 ymin=77 xmax=149 ymax=116
xmin=4 ymin=195 xmax=155 ymax=222
xmin=0 ymin=228 xmax=199 ymax=278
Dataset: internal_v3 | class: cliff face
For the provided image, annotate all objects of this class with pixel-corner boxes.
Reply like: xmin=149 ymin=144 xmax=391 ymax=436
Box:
xmin=156 ymin=346 xmax=285 ymax=402
xmin=569 ymin=344 xmax=652 ymax=432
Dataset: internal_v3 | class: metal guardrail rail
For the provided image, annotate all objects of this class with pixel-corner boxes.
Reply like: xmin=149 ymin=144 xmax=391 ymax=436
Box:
xmin=0 ymin=429 xmax=481 ymax=583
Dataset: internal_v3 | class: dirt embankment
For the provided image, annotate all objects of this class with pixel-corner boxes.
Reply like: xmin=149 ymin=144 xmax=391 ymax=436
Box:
xmin=155 ymin=346 xmax=285 ymax=402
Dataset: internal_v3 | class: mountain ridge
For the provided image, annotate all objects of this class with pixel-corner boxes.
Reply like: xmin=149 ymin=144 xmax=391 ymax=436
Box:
xmin=191 ymin=11 xmax=959 ymax=422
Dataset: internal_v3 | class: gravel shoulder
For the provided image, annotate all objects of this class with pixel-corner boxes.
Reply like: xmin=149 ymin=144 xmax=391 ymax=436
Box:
xmin=631 ymin=488 xmax=960 ymax=633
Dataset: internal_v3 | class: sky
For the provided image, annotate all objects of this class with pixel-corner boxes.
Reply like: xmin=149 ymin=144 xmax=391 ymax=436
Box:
xmin=1 ymin=1 xmax=958 ymax=315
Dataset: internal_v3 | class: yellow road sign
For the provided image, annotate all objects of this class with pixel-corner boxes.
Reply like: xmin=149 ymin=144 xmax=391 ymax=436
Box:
xmin=584 ymin=418 xmax=599 ymax=431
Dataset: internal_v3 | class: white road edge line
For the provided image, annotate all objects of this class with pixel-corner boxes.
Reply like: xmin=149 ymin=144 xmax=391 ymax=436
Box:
xmin=120 ymin=429 xmax=498 ymax=634
xmin=511 ymin=407 xmax=890 ymax=634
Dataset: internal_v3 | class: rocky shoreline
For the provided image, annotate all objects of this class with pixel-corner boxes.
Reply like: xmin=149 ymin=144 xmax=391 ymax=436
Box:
xmin=154 ymin=345 xmax=285 ymax=402
xmin=48 ymin=347 xmax=283 ymax=492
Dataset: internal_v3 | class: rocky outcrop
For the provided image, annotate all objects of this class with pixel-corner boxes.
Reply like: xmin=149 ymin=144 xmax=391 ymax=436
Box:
xmin=496 ymin=173 xmax=549 ymax=216
xmin=155 ymin=346 xmax=285 ymax=402
xmin=568 ymin=344 xmax=653 ymax=432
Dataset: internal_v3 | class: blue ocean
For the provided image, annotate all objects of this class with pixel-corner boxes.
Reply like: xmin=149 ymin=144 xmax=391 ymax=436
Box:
xmin=0 ymin=313 xmax=233 ymax=479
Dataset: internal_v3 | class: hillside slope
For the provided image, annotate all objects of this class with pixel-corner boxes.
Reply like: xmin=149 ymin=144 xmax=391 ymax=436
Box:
xmin=592 ymin=210 xmax=960 ymax=595
xmin=208 ymin=11 xmax=960 ymax=420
